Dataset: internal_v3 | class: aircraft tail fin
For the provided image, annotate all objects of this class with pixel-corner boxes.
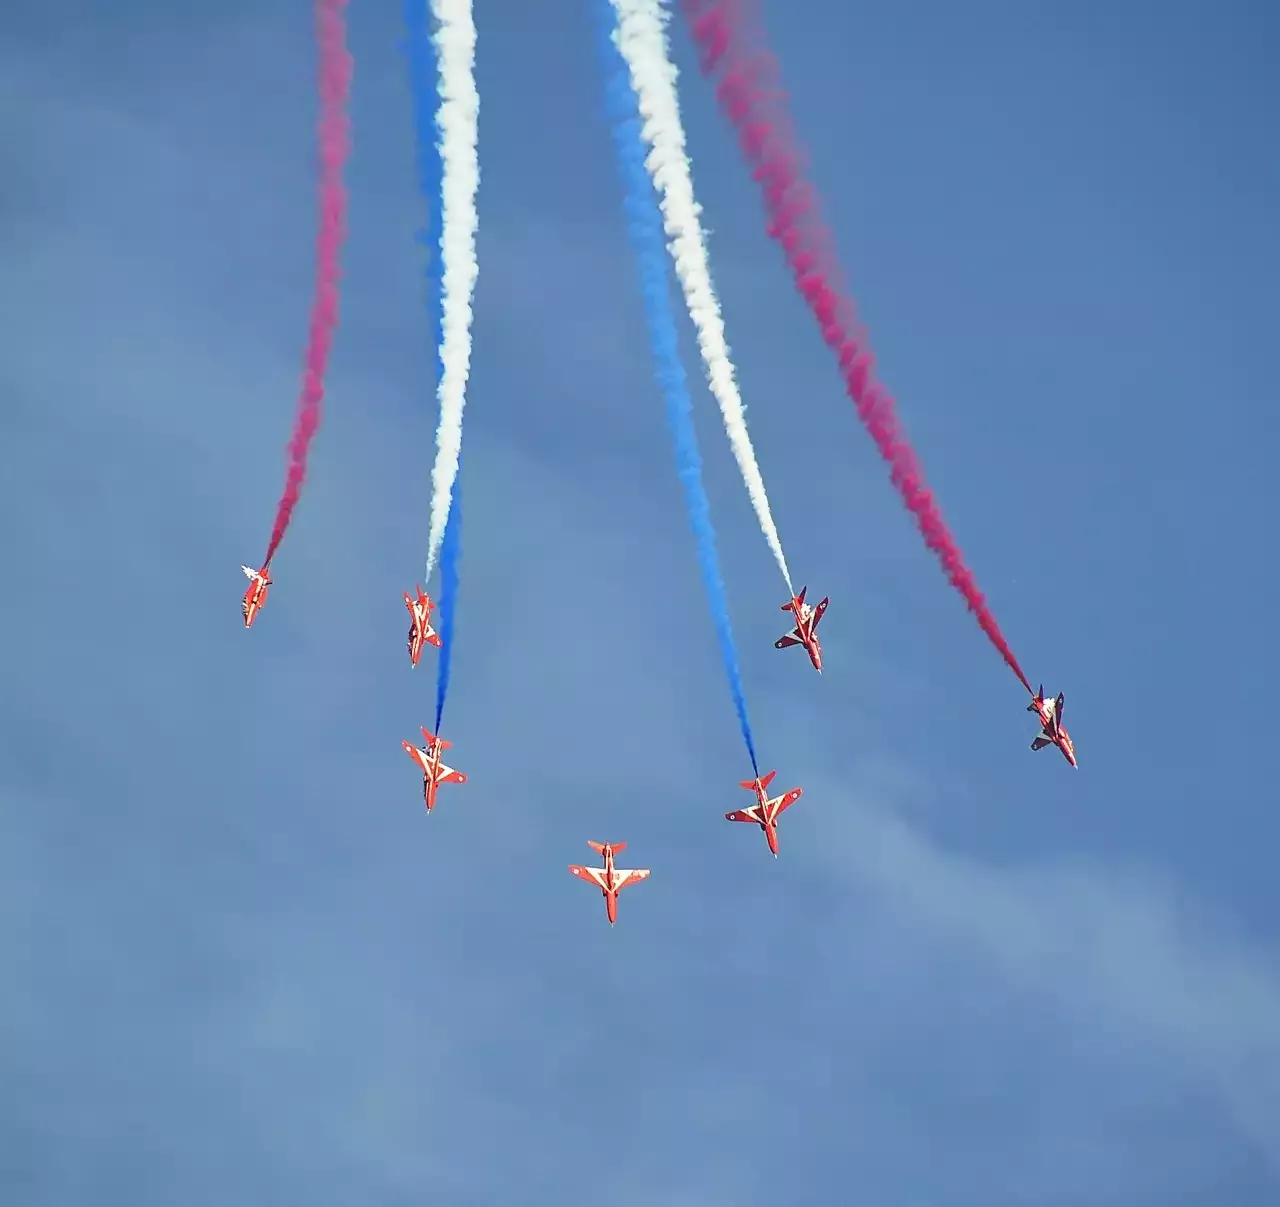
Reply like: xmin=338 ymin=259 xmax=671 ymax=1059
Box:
xmin=782 ymin=587 xmax=807 ymax=612
xmin=588 ymin=840 xmax=625 ymax=856
xmin=741 ymin=770 xmax=777 ymax=792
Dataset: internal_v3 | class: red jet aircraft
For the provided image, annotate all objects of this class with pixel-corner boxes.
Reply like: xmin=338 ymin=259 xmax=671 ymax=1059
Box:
xmin=725 ymin=770 xmax=803 ymax=856
xmin=775 ymin=586 xmax=829 ymax=672
xmin=401 ymin=727 xmax=468 ymax=811
xmin=1028 ymin=685 xmax=1077 ymax=768
xmin=403 ymin=585 xmax=442 ymax=667
xmin=240 ymin=564 xmax=272 ymax=629
xmin=568 ymin=841 xmax=650 ymax=926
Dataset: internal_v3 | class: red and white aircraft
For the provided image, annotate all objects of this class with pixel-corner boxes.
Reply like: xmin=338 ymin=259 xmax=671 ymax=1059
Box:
xmin=240 ymin=564 xmax=272 ymax=629
xmin=403 ymin=585 xmax=442 ymax=667
xmin=401 ymin=727 xmax=468 ymax=811
xmin=775 ymin=586 xmax=829 ymax=672
xmin=568 ymin=841 xmax=650 ymax=926
xmin=725 ymin=770 xmax=803 ymax=856
xmin=1028 ymin=685 xmax=1077 ymax=768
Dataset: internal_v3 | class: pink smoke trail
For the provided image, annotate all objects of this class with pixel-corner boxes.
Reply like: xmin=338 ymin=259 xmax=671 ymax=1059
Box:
xmin=681 ymin=0 xmax=1032 ymax=694
xmin=263 ymin=0 xmax=353 ymax=568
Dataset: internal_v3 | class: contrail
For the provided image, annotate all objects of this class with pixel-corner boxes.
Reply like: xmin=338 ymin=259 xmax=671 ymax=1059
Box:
xmin=599 ymin=0 xmax=760 ymax=775
xmin=433 ymin=495 xmax=461 ymax=733
xmin=405 ymin=0 xmax=466 ymax=728
xmin=611 ymin=0 xmax=794 ymax=596
xmin=262 ymin=0 xmax=352 ymax=567
xmin=683 ymin=0 xmax=1032 ymax=693
xmin=423 ymin=0 xmax=479 ymax=582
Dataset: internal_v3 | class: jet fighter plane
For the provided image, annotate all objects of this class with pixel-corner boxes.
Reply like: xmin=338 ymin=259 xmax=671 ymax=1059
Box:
xmin=1028 ymin=685 xmax=1077 ymax=768
xmin=568 ymin=841 xmax=650 ymax=926
xmin=1028 ymin=684 xmax=1063 ymax=736
xmin=240 ymin=564 xmax=272 ymax=629
xmin=725 ymin=770 xmax=803 ymax=856
xmin=401 ymin=727 xmax=468 ymax=811
xmin=403 ymin=585 xmax=442 ymax=667
xmin=775 ymin=587 xmax=829 ymax=672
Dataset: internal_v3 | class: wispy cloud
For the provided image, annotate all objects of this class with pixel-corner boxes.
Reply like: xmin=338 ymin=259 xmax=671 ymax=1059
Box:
xmin=806 ymin=787 xmax=1280 ymax=1166
xmin=4 ymin=7 xmax=1279 ymax=1206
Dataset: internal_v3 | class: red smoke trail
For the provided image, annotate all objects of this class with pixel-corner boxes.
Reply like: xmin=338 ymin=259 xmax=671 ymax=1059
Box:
xmin=681 ymin=0 xmax=1032 ymax=694
xmin=262 ymin=0 xmax=353 ymax=568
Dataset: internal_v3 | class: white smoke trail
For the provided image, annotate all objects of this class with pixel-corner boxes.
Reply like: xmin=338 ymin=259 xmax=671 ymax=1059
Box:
xmin=611 ymin=0 xmax=793 ymax=595
xmin=424 ymin=0 xmax=479 ymax=580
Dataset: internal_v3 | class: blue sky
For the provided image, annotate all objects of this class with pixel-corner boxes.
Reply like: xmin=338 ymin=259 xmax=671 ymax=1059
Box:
xmin=3 ymin=1 xmax=1279 ymax=1203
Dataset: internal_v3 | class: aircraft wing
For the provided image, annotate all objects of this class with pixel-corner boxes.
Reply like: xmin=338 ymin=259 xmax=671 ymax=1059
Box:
xmin=615 ymin=868 xmax=650 ymax=890
xmin=1031 ymin=736 xmax=1052 ymax=751
xmin=774 ymin=788 xmax=803 ymax=814
xmin=775 ymin=631 xmax=802 ymax=649
xmin=437 ymin=763 xmax=467 ymax=786
xmin=1055 ymin=693 xmax=1065 ymax=722
xmin=725 ymin=806 xmax=765 ymax=825
xmin=812 ymin=598 xmax=829 ymax=625
xmin=569 ymin=865 xmax=608 ymax=891
xmin=402 ymin=741 xmax=431 ymax=772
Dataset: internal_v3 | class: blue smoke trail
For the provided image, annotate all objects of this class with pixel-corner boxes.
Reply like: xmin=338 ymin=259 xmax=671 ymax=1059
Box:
xmin=596 ymin=0 xmax=759 ymax=775
xmin=434 ymin=490 xmax=460 ymax=733
xmin=404 ymin=0 xmax=462 ymax=732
